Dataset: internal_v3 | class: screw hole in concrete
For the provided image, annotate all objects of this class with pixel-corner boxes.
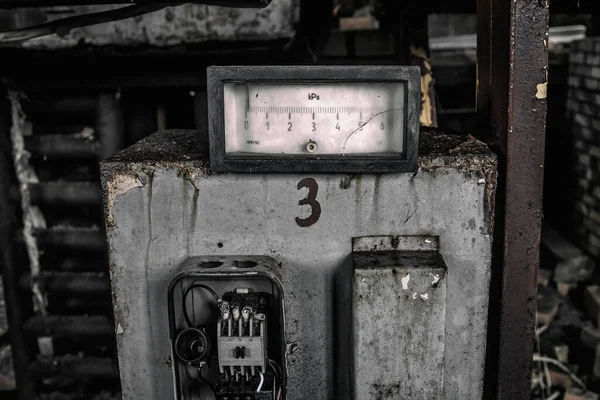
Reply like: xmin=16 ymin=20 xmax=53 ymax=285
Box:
xmin=236 ymin=261 xmax=257 ymax=268
xmin=198 ymin=261 xmax=223 ymax=269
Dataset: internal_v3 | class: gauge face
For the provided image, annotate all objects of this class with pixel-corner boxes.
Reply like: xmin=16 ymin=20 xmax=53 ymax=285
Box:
xmin=207 ymin=66 xmax=420 ymax=173
xmin=223 ymin=83 xmax=406 ymax=156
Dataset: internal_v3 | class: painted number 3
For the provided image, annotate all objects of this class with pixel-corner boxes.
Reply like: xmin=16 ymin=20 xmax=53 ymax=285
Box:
xmin=295 ymin=178 xmax=321 ymax=227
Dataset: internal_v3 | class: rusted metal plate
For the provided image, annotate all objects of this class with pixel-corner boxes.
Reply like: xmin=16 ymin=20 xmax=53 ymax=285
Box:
xmin=3 ymin=2 xmax=298 ymax=49
xmin=499 ymin=2 xmax=549 ymax=398
xmin=352 ymin=249 xmax=446 ymax=399
xmin=478 ymin=0 xmax=549 ymax=399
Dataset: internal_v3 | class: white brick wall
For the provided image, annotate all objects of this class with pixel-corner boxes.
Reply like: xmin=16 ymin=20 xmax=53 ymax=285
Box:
xmin=567 ymin=37 xmax=600 ymax=256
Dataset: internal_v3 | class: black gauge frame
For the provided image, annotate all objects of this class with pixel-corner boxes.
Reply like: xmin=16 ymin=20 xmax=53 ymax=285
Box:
xmin=207 ymin=65 xmax=420 ymax=173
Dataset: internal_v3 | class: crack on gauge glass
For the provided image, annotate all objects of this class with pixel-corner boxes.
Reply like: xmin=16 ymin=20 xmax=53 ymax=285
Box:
xmin=340 ymin=108 xmax=404 ymax=155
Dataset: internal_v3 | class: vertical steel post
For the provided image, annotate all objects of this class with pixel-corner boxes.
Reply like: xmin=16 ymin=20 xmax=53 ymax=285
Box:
xmin=96 ymin=93 xmax=124 ymax=160
xmin=124 ymin=92 xmax=157 ymax=147
xmin=476 ymin=0 xmax=492 ymax=141
xmin=478 ymin=0 xmax=550 ymax=399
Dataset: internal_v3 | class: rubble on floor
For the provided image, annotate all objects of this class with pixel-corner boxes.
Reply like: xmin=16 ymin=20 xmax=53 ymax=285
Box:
xmin=0 ymin=276 xmax=6 ymax=336
xmin=533 ymin=224 xmax=600 ymax=399
xmin=37 ymin=392 xmax=121 ymax=400
xmin=0 ymin=344 xmax=16 ymax=392
xmin=0 ymin=276 xmax=11 ymax=393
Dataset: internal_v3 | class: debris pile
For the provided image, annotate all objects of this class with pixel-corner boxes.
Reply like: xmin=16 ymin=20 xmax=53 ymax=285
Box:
xmin=0 ymin=345 xmax=15 ymax=392
xmin=533 ymin=225 xmax=600 ymax=400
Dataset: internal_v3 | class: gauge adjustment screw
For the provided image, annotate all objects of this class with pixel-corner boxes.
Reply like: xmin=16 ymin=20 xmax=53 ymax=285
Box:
xmin=306 ymin=140 xmax=317 ymax=153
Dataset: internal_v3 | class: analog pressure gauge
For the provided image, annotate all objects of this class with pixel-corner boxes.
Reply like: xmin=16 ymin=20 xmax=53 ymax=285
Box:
xmin=208 ymin=66 xmax=420 ymax=173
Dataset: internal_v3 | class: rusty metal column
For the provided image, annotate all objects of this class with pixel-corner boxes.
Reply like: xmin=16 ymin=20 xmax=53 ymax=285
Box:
xmin=476 ymin=0 xmax=492 ymax=141
xmin=96 ymin=93 xmax=124 ymax=160
xmin=478 ymin=0 xmax=549 ymax=399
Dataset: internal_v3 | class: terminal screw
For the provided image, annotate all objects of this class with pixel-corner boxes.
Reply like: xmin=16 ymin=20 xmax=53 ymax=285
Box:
xmin=164 ymin=355 xmax=172 ymax=367
xmin=306 ymin=140 xmax=317 ymax=153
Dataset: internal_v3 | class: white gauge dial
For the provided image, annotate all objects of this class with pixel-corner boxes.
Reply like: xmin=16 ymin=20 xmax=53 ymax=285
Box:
xmin=223 ymin=82 xmax=406 ymax=156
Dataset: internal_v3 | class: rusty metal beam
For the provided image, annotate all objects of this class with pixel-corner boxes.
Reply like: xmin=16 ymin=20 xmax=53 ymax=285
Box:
xmin=28 ymin=96 xmax=96 ymax=119
xmin=479 ymin=0 xmax=549 ymax=399
xmin=53 ymin=297 xmax=113 ymax=314
xmin=23 ymin=315 xmax=113 ymax=338
xmin=96 ymin=93 xmax=124 ymax=160
xmin=29 ymin=356 xmax=119 ymax=379
xmin=54 ymin=257 xmax=106 ymax=271
xmin=26 ymin=134 xmax=100 ymax=159
xmin=20 ymin=271 xmax=110 ymax=295
xmin=476 ymin=0 xmax=492 ymax=141
xmin=33 ymin=228 xmax=106 ymax=252
xmin=124 ymin=93 xmax=157 ymax=146
xmin=43 ymin=272 xmax=109 ymax=294
xmin=11 ymin=181 xmax=102 ymax=206
xmin=31 ymin=181 xmax=102 ymax=205
xmin=0 ymin=42 xmax=295 ymax=90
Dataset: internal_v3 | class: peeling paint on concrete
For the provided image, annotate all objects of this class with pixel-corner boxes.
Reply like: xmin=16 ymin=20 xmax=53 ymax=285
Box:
xmin=104 ymin=174 xmax=144 ymax=227
xmin=401 ymin=274 xmax=410 ymax=290
xmin=536 ymin=82 xmax=548 ymax=99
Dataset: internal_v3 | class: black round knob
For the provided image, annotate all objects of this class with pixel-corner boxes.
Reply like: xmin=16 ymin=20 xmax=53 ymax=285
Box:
xmin=174 ymin=327 xmax=211 ymax=363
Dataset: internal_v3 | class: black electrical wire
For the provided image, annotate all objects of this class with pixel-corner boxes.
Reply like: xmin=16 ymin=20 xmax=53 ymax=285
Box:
xmin=182 ymin=283 xmax=220 ymax=328
xmin=267 ymin=359 xmax=284 ymax=400
xmin=197 ymin=368 xmax=217 ymax=400
xmin=267 ymin=359 xmax=282 ymax=382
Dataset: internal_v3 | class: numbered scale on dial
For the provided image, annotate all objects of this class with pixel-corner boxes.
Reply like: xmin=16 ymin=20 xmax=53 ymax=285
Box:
xmin=224 ymin=83 xmax=405 ymax=155
xmin=208 ymin=66 xmax=420 ymax=173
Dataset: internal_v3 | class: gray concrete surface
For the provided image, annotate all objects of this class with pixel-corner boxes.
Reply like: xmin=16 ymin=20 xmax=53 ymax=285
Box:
xmin=353 ymin=250 xmax=447 ymax=399
xmin=101 ymin=129 xmax=496 ymax=400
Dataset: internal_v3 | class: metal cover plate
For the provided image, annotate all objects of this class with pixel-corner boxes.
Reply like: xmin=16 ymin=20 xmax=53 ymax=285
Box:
xmin=353 ymin=251 xmax=447 ymax=399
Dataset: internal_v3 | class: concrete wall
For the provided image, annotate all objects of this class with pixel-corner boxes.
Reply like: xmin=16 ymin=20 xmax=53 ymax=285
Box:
xmin=101 ymin=130 xmax=496 ymax=400
xmin=0 ymin=1 xmax=298 ymax=49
